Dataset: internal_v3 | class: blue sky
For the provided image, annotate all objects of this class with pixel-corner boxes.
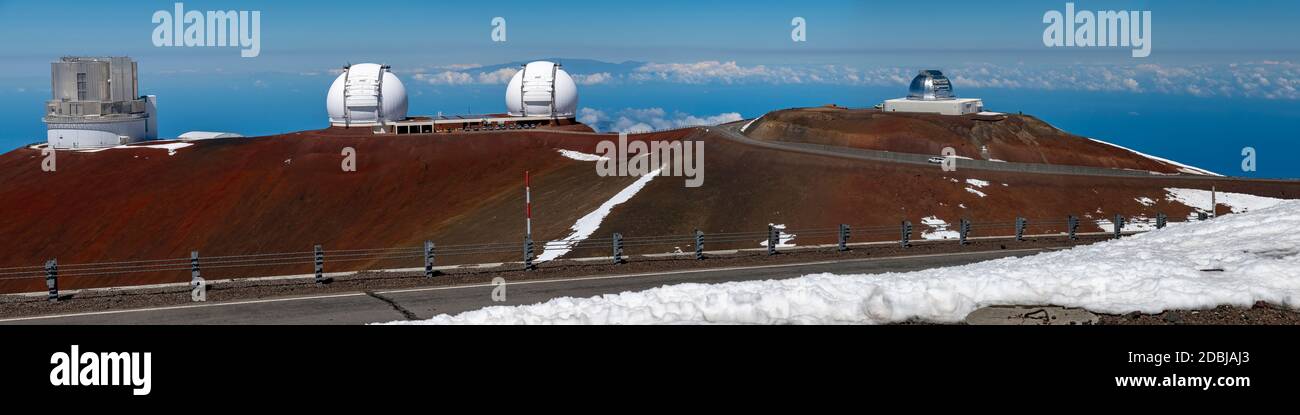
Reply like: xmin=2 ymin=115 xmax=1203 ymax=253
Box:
xmin=2 ymin=0 xmax=1298 ymax=72
xmin=1 ymin=0 xmax=1298 ymax=177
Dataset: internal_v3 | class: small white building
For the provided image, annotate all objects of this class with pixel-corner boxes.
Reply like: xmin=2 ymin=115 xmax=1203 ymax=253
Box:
xmin=882 ymin=70 xmax=983 ymax=116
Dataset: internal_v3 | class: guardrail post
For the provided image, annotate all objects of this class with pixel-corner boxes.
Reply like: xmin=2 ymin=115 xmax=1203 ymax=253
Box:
xmin=424 ymin=241 xmax=435 ymax=278
xmin=694 ymin=229 xmax=704 ymax=260
xmin=612 ymin=232 xmax=624 ymax=264
xmin=1113 ymin=214 xmax=1125 ymax=239
xmin=523 ymin=236 xmax=535 ymax=270
xmin=314 ymin=244 xmax=325 ymax=284
xmin=767 ymin=225 xmax=778 ymax=256
xmin=1068 ymin=216 xmax=1078 ymax=241
xmin=838 ymin=224 xmax=850 ymax=252
xmin=901 ymin=220 xmax=912 ymax=248
xmin=190 ymin=251 xmax=205 ymax=302
xmin=1015 ymin=217 xmax=1026 ymax=241
xmin=959 ymin=219 xmax=971 ymax=246
xmin=1156 ymin=213 xmax=1167 ymax=229
xmin=45 ymin=259 xmax=58 ymax=302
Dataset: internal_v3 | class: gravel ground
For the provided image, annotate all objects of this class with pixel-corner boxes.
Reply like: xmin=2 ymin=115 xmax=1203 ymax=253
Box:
xmin=1099 ymin=302 xmax=1300 ymax=325
xmin=0 ymin=234 xmax=1103 ymax=319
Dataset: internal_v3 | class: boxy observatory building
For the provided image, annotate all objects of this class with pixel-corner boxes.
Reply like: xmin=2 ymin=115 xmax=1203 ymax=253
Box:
xmin=327 ymin=60 xmax=579 ymax=135
xmin=882 ymin=70 xmax=983 ymax=116
xmin=44 ymin=56 xmax=158 ymax=148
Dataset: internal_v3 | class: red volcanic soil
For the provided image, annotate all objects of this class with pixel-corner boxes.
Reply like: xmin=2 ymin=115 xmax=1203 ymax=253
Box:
xmin=1 ymin=113 xmax=1298 ymax=294
xmin=745 ymin=107 xmax=1192 ymax=173
xmin=0 ymin=126 xmax=682 ymax=293
xmin=588 ymin=128 xmax=1300 ymax=248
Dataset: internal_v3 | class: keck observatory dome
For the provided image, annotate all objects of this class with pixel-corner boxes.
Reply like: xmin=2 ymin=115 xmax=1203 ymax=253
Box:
xmin=505 ymin=61 xmax=578 ymax=117
xmin=907 ymin=70 xmax=955 ymax=101
xmin=327 ymin=63 xmax=408 ymax=126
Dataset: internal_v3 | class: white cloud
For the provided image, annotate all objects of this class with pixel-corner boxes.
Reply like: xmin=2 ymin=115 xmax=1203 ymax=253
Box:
xmin=475 ymin=67 xmax=519 ymax=84
xmin=414 ymin=71 xmax=474 ymax=85
xmin=413 ymin=67 xmax=519 ymax=85
xmin=580 ymin=107 xmax=742 ymax=133
xmin=617 ymin=60 xmax=1300 ymax=100
xmin=573 ymin=72 xmax=613 ymax=85
xmin=390 ymin=59 xmax=1298 ymax=100
xmin=577 ymin=107 xmax=605 ymax=126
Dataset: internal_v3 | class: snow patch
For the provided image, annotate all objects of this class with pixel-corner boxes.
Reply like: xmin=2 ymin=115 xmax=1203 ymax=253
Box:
xmin=965 ymin=179 xmax=990 ymax=188
xmin=920 ymin=216 xmax=959 ymax=240
xmin=965 ymin=187 xmax=987 ymax=198
xmin=391 ymin=201 xmax=1300 ymax=324
xmin=556 ymin=149 xmax=609 ymax=162
xmin=70 ymin=142 xmax=193 ymax=155
xmin=757 ymin=224 xmax=797 ymax=248
xmin=1135 ymin=197 xmax=1156 ymax=207
xmin=141 ymin=142 xmax=193 ymax=156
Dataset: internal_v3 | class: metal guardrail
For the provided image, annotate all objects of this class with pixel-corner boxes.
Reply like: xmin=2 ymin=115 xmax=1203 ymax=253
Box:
xmin=1 ymin=213 xmax=1192 ymax=302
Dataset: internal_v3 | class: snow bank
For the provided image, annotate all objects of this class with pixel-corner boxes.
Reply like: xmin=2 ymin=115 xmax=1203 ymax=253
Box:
xmin=386 ymin=201 xmax=1300 ymax=325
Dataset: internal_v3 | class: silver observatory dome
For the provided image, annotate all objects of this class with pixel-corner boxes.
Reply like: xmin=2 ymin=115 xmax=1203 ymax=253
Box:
xmin=907 ymin=70 xmax=954 ymax=101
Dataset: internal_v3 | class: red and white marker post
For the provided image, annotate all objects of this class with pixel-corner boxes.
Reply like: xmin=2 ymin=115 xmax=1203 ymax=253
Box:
xmin=525 ymin=170 xmax=532 ymax=237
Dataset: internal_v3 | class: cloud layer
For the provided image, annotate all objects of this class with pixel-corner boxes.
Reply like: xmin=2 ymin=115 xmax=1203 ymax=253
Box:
xmin=398 ymin=60 xmax=1299 ymax=100
xmin=578 ymin=107 xmax=743 ymax=133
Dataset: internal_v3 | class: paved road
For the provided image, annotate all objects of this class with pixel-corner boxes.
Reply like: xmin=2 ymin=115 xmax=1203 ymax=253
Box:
xmin=0 ymin=248 xmax=1053 ymax=325
xmin=711 ymin=122 xmax=1297 ymax=183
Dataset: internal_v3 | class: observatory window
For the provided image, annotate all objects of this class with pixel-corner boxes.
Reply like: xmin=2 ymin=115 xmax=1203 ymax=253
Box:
xmin=76 ymin=73 xmax=88 ymax=100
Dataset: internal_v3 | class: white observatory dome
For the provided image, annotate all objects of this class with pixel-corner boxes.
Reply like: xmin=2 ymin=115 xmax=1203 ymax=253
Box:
xmin=327 ymin=63 xmax=408 ymax=126
xmin=505 ymin=61 xmax=578 ymax=117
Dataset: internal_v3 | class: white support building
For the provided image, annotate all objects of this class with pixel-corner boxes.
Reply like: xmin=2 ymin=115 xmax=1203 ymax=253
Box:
xmin=882 ymin=70 xmax=983 ymax=116
xmin=44 ymin=57 xmax=158 ymax=149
